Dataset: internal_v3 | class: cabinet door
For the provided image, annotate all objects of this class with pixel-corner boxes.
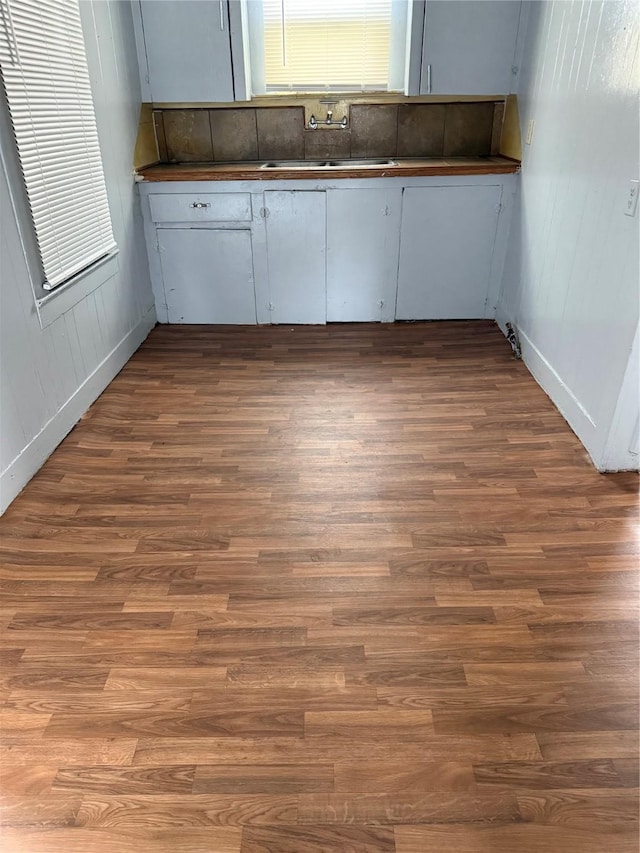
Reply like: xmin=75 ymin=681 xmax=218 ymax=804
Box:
xmin=421 ymin=1 xmax=521 ymax=95
xmin=264 ymin=192 xmax=326 ymax=325
xmin=327 ymin=189 xmax=402 ymax=322
xmin=396 ymin=186 xmax=501 ymax=320
xmin=158 ymin=229 xmax=256 ymax=324
xmin=139 ymin=1 xmax=234 ymax=102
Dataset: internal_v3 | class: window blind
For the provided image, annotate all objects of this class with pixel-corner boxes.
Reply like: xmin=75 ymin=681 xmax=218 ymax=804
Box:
xmin=0 ymin=0 xmax=116 ymax=292
xmin=251 ymin=0 xmax=407 ymax=93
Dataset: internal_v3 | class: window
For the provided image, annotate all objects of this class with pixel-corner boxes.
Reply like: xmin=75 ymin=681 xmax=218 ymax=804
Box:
xmin=0 ymin=0 xmax=116 ymax=294
xmin=248 ymin=0 xmax=410 ymax=94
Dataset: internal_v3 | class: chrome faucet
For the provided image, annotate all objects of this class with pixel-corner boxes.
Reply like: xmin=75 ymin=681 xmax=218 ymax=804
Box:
xmin=308 ymin=101 xmax=348 ymax=130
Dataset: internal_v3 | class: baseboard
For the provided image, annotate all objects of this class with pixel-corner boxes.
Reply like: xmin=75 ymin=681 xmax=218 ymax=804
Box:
xmin=600 ymin=327 xmax=640 ymax=472
xmin=0 ymin=308 xmax=156 ymax=515
xmin=516 ymin=327 xmax=599 ymax=466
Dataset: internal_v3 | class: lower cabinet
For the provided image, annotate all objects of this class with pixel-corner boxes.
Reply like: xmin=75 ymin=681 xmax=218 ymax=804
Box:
xmin=143 ymin=180 xmax=510 ymax=325
xmin=396 ymin=186 xmax=502 ymax=320
xmin=327 ymin=188 xmax=402 ymax=322
xmin=264 ymin=191 xmax=326 ymax=324
xmin=157 ymin=228 xmax=256 ymax=324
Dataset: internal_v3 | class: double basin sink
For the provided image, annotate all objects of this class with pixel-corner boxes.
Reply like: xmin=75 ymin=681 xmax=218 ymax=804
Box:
xmin=260 ymin=158 xmax=397 ymax=170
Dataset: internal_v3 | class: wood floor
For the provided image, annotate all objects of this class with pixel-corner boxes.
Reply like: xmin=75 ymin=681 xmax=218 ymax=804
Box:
xmin=1 ymin=321 xmax=638 ymax=853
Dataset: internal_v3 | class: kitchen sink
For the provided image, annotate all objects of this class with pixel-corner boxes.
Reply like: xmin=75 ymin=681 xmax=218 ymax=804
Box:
xmin=327 ymin=159 xmax=397 ymax=168
xmin=260 ymin=158 xmax=397 ymax=169
xmin=260 ymin=160 xmax=326 ymax=169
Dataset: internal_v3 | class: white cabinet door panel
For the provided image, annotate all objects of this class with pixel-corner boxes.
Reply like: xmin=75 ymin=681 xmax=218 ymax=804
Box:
xmin=158 ymin=229 xmax=256 ymax=324
xmin=421 ymin=1 xmax=521 ymax=95
xmin=396 ymin=186 xmax=501 ymax=320
xmin=327 ymin=189 xmax=402 ymax=322
xmin=139 ymin=0 xmax=234 ymax=103
xmin=264 ymin=191 xmax=326 ymax=325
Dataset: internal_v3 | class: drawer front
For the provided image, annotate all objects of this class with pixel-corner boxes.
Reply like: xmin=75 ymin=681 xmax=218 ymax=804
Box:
xmin=149 ymin=193 xmax=252 ymax=223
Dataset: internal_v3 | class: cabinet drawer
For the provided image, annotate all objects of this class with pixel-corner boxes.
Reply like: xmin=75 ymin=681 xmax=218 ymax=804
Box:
xmin=149 ymin=193 xmax=252 ymax=223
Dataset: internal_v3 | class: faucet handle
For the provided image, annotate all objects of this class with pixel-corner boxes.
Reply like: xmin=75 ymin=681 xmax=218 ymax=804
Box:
xmin=308 ymin=114 xmax=318 ymax=130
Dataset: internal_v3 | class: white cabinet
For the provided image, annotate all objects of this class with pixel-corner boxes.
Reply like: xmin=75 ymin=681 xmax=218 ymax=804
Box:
xmin=157 ymin=229 xmax=256 ymax=323
xmin=134 ymin=1 xmax=240 ymax=102
xmin=264 ymin=191 xmax=327 ymax=325
xmin=396 ymin=186 xmax=502 ymax=320
xmin=140 ymin=178 xmax=513 ymax=326
xmin=133 ymin=1 xmax=521 ymax=104
xmin=420 ymin=1 xmax=522 ymax=95
xmin=327 ymin=189 xmax=402 ymax=322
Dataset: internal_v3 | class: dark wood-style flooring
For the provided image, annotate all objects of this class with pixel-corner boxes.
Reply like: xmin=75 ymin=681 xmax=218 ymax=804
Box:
xmin=1 ymin=321 xmax=638 ymax=852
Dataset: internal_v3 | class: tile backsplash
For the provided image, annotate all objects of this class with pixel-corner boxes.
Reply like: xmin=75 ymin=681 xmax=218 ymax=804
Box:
xmin=256 ymin=108 xmax=304 ymax=160
xmin=152 ymin=101 xmax=505 ymax=164
xmin=350 ymin=104 xmax=399 ymax=159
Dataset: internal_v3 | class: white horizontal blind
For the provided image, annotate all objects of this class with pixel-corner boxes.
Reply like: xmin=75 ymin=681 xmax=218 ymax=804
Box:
xmin=258 ymin=0 xmax=399 ymax=92
xmin=0 ymin=0 xmax=116 ymax=291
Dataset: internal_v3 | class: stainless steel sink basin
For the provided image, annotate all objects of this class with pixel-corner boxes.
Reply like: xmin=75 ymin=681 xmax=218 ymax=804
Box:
xmin=327 ymin=158 xmax=397 ymax=168
xmin=260 ymin=160 xmax=326 ymax=169
xmin=260 ymin=158 xmax=397 ymax=170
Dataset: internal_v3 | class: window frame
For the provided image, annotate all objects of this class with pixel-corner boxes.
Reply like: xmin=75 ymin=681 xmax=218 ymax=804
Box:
xmin=246 ymin=0 xmax=424 ymax=97
xmin=0 ymin=0 xmax=119 ymax=328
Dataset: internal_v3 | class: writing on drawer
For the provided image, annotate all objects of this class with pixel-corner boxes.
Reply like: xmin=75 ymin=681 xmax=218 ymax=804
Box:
xmin=149 ymin=193 xmax=252 ymax=223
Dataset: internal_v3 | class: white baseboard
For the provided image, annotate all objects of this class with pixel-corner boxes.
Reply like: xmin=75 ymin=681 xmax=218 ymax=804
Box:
xmin=0 ymin=308 xmax=156 ymax=515
xmin=601 ymin=326 xmax=640 ymax=472
xmin=515 ymin=327 xmax=599 ymax=467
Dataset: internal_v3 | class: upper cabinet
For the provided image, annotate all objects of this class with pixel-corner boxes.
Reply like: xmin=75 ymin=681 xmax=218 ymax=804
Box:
xmin=132 ymin=0 xmax=250 ymax=103
xmin=420 ymin=1 xmax=523 ymax=95
xmin=132 ymin=0 xmax=522 ymax=105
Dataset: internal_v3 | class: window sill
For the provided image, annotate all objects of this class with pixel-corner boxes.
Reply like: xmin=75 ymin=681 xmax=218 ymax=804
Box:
xmin=36 ymin=251 xmax=119 ymax=329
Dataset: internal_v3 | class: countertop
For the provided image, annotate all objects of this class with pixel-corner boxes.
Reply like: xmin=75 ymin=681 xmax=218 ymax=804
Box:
xmin=136 ymin=156 xmax=520 ymax=182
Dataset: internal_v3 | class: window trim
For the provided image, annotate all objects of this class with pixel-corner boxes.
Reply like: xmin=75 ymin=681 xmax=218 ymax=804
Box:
xmin=0 ymin=0 xmax=119 ymax=329
xmin=0 ymin=82 xmax=118 ymax=329
xmin=247 ymin=0 xmax=415 ymax=96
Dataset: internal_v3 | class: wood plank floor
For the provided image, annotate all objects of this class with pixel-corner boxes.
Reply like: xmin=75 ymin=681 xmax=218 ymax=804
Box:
xmin=1 ymin=321 xmax=638 ymax=852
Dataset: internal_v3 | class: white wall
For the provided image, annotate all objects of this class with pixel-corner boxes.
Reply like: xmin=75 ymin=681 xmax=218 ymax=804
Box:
xmin=498 ymin=0 xmax=639 ymax=470
xmin=0 ymin=0 xmax=156 ymax=514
